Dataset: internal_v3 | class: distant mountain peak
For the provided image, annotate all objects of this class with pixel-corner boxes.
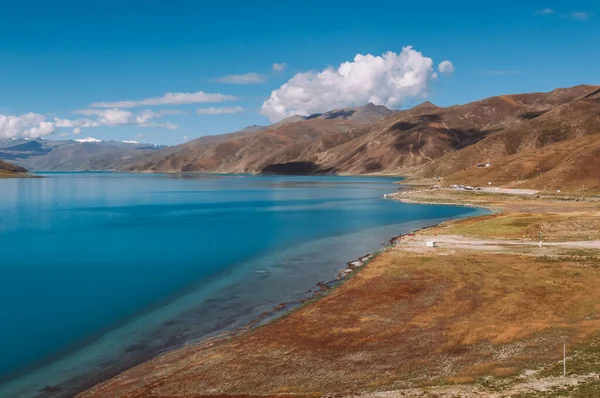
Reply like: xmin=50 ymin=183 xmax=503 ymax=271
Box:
xmin=238 ymin=125 xmax=266 ymax=133
xmin=75 ymin=137 xmax=102 ymax=143
xmin=413 ymin=100 xmax=440 ymax=109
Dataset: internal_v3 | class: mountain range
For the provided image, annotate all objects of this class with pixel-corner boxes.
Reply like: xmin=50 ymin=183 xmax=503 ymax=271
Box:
xmin=1 ymin=84 xmax=599 ymax=191
xmin=0 ymin=138 xmax=166 ymax=172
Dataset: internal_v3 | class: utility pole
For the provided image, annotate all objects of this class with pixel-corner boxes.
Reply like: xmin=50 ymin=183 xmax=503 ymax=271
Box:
xmin=564 ymin=342 xmax=566 ymax=376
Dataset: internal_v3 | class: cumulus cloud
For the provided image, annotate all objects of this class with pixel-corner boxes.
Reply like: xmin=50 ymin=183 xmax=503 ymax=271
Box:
xmin=261 ymin=47 xmax=446 ymax=122
xmin=438 ymin=61 xmax=455 ymax=75
xmin=91 ymin=91 xmax=237 ymax=108
xmin=272 ymin=62 xmax=286 ymax=71
xmin=0 ymin=113 xmax=56 ymax=139
xmin=214 ymin=72 xmax=266 ymax=84
xmin=72 ymin=128 xmax=81 ymax=135
xmin=196 ymin=106 xmax=246 ymax=115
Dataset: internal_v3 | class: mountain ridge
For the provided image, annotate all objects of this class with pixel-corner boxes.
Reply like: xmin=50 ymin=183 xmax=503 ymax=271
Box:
xmin=3 ymin=84 xmax=599 ymax=192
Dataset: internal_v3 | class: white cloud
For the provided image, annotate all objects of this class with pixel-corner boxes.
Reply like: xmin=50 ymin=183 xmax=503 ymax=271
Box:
xmin=261 ymin=47 xmax=445 ymax=122
xmin=569 ymin=11 xmax=593 ymax=20
xmin=0 ymin=113 xmax=56 ymax=139
xmin=54 ymin=117 xmax=100 ymax=128
xmin=272 ymin=62 xmax=287 ymax=71
xmin=49 ymin=108 xmax=179 ymax=134
xmin=196 ymin=106 xmax=246 ymax=115
xmin=214 ymin=73 xmax=266 ymax=84
xmin=91 ymin=91 xmax=237 ymax=108
xmin=135 ymin=109 xmax=156 ymax=124
xmin=59 ymin=132 xmax=69 ymax=137
xmin=536 ymin=8 xmax=556 ymax=15
xmin=1 ymin=103 xmax=184 ymax=140
xmin=183 ymin=135 xmax=189 ymax=140
xmin=438 ymin=61 xmax=455 ymax=76
xmin=136 ymin=132 xmax=144 ymax=138
xmin=75 ymin=108 xmax=135 ymax=125
xmin=141 ymin=121 xmax=179 ymax=130
xmin=72 ymin=108 xmax=177 ymax=129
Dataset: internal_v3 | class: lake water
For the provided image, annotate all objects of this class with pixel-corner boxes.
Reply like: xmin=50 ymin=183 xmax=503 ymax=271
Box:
xmin=0 ymin=173 xmax=484 ymax=397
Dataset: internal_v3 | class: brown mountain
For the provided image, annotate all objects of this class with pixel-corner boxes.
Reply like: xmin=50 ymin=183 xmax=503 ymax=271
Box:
xmin=126 ymin=117 xmax=370 ymax=173
xmin=0 ymin=159 xmax=27 ymax=176
xmin=439 ymin=132 xmax=600 ymax=192
xmin=124 ymin=85 xmax=600 ymax=184
xmin=124 ymin=103 xmax=393 ymax=173
xmin=414 ymin=85 xmax=600 ymax=190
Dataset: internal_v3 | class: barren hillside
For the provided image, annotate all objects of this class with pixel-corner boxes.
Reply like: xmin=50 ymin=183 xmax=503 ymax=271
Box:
xmin=123 ymin=85 xmax=600 ymax=184
xmin=0 ymin=159 xmax=27 ymax=176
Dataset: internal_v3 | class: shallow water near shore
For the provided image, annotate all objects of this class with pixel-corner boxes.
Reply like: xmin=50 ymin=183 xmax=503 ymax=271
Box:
xmin=0 ymin=173 xmax=485 ymax=397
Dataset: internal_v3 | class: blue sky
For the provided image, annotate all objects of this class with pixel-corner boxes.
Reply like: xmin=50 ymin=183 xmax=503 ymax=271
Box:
xmin=0 ymin=1 xmax=598 ymax=145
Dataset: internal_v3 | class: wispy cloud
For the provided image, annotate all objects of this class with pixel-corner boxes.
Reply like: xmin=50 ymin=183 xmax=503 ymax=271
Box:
xmin=537 ymin=8 xmax=594 ymax=20
xmin=213 ymin=72 xmax=266 ymax=84
xmin=481 ymin=70 xmax=521 ymax=75
xmin=568 ymin=11 xmax=594 ymax=20
xmin=196 ymin=106 xmax=246 ymax=115
xmin=535 ymin=8 xmax=556 ymax=15
xmin=272 ymin=62 xmax=287 ymax=71
xmin=91 ymin=91 xmax=238 ymax=108
xmin=62 ymin=108 xmax=178 ymax=130
xmin=157 ymin=109 xmax=186 ymax=115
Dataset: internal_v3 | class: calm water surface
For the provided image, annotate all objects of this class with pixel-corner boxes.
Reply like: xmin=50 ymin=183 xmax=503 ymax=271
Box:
xmin=0 ymin=173 xmax=483 ymax=397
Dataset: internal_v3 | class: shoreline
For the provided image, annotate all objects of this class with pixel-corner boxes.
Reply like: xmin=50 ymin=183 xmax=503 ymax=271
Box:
xmin=80 ymin=188 xmax=600 ymax=397
xmin=77 ymin=198 xmax=489 ymax=397
xmin=1 ymin=172 xmax=429 ymax=398
xmin=28 ymin=169 xmax=407 ymax=179
xmin=75 ymin=236 xmax=401 ymax=396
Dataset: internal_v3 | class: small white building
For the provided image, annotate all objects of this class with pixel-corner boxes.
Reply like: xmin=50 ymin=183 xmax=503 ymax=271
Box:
xmin=426 ymin=241 xmax=437 ymax=248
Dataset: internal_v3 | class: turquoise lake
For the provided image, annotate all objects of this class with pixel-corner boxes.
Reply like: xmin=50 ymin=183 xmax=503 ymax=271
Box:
xmin=0 ymin=173 xmax=483 ymax=397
